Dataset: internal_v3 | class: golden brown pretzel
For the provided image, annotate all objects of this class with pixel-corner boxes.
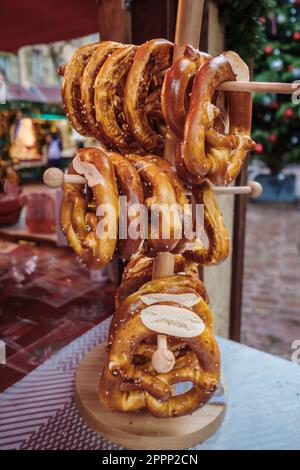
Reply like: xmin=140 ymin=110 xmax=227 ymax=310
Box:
xmin=161 ymin=44 xmax=210 ymax=138
xmin=148 ymin=155 xmax=194 ymax=253
xmin=124 ymin=39 xmax=173 ymax=154
xmin=127 ymin=154 xmax=182 ymax=256
xmin=60 ymin=147 xmax=119 ymax=269
xmin=101 ymin=276 xmax=220 ymax=417
xmin=181 ymin=52 xmax=255 ymax=184
xmin=223 ymin=88 xmax=254 ymax=185
xmin=109 ymin=274 xmax=210 ymax=347
xmin=109 ymin=152 xmax=144 ymax=261
xmin=60 ymin=147 xmax=190 ymax=266
xmin=175 ymin=139 xmax=206 ymax=188
xmin=94 ymin=45 xmax=141 ymax=154
xmin=115 ymin=252 xmax=201 ymax=309
xmin=182 ymin=53 xmax=235 ymax=178
xmin=182 ymin=181 xmax=230 ymax=266
xmin=100 ymin=345 xmax=198 ymax=412
xmin=80 ymin=41 xmax=124 ymax=144
xmin=61 ymin=42 xmax=99 ymax=136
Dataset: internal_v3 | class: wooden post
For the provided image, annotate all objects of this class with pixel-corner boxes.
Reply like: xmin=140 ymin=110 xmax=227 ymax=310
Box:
xmin=229 ymin=58 xmax=254 ymax=341
xmin=151 ymin=0 xmax=204 ymax=371
xmin=152 ymin=0 xmax=205 ymax=280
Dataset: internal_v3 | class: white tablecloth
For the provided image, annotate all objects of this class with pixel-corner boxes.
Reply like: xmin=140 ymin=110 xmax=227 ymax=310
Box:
xmin=0 ymin=318 xmax=299 ymax=450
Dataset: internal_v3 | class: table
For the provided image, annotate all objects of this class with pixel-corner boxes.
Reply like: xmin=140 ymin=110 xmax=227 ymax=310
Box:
xmin=0 ymin=206 xmax=57 ymax=246
xmin=0 ymin=317 xmax=299 ymax=450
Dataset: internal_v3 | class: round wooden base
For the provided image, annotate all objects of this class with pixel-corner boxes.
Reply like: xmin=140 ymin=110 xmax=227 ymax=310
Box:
xmin=75 ymin=343 xmax=227 ymax=450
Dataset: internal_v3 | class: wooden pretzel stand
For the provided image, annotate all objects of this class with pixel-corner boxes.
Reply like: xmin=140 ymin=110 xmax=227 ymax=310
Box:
xmin=74 ymin=0 xmax=227 ymax=450
xmin=41 ymin=0 xmax=295 ymax=450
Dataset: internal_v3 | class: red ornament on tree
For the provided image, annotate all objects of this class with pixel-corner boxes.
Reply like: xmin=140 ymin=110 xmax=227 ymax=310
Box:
xmin=293 ymin=32 xmax=300 ymax=41
xmin=255 ymin=143 xmax=264 ymax=154
xmin=268 ymin=134 xmax=277 ymax=143
xmin=259 ymin=16 xmax=266 ymax=24
xmin=284 ymin=108 xmax=294 ymax=118
xmin=264 ymin=44 xmax=273 ymax=55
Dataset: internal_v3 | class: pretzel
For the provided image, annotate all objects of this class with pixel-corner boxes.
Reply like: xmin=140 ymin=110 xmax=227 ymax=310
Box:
xmin=175 ymin=139 xmax=205 ymax=188
xmin=124 ymin=39 xmax=173 ymax=154
xmin=161 ymin=44 xmax=210 ymax=138
xmin=61 ymin=148 xmax=147 ymax=269
xmin=94 ymin=45 xmax=143 ymax=153
xmin=109 ymin=274 xmax=210 ymax=347
xmin=100 ymin=345 xmax=198 ymax=411
xmin=109 ymin=152 xmax=144 ymax=261
xmin=127 ymin=154 xmax=182 ymax=256
xmin=115 ymin=252 xmax=202 ymax=309
xmin=60 ymin=147 xmax=191 ymax=266
xmin=182 ymin=181 xmax=230 ymax=266
xmin=181 ymin=52 xmax=255 ymax=185
xmin=80 ymin=41 xmax=124 ymax=144
xmin=146 ymin=154 xmax=194 ymax=253
xmin=61 ymin=42 xmax=100 ymax=136
xmin=60 ymin=147 xmax=119 ymax=269
xmin=100 ymin=276 xmax=220 ymax=417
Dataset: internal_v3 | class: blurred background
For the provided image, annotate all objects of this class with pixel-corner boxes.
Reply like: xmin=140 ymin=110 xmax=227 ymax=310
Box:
xmin=0 ymin=0 xmax=299 ymax=392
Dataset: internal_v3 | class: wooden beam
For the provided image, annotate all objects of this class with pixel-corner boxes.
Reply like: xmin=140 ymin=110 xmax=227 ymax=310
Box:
xmin=131 ymin=0 xmax=178 ymax=44
xmin=97 ymin=0 xmax=132 ymax=43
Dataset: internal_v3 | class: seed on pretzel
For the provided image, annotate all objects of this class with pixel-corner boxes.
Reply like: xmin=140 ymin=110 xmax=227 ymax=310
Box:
xmin=161 ymin=44 xmax=210 ymax=138
xmin=124 ymin=39 xmax=173 ymax=154
xmin=94 ymin=45 xmax=141 ymax=154
xmin=81 ymin=41 xmax=124 ymax=144
xmin=182 ymin=181 xmax=230 ymax=266
xmin=61 ymin=42 xmax=100 ymax=136
xmin=60 ymin=147 xmax=119 ymax=269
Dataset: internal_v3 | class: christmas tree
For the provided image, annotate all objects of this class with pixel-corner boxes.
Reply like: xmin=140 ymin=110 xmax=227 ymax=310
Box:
xmin=252 ymin=0 xmax=300 ymax=174
xmin=221 ymin=0 xmax=300 ymax=174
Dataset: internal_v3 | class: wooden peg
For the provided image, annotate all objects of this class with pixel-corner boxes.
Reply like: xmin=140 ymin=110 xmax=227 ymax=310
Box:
xmin=212 ymin=181 xmax=263 ymax=198
xmin=151 ymin=334 xmax=176 ymax=374
xmin=43 ymin=167 xmax=86 ymax=188
xmin=218 ymin=81 xmax=299 ymax=95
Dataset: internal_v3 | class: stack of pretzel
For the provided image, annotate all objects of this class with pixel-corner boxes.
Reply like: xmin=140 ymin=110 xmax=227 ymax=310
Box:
xmin=57 ymin=38 xmax=254 ymax=417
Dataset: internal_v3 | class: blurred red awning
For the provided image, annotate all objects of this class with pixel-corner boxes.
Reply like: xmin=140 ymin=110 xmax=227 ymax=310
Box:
xmin=0 ymin=0 xmax=99 ymax=52
xmin=32 ymin=85 xmax=61 ymax=103
xmin=7 ymin=84 xmax=38 ymax=101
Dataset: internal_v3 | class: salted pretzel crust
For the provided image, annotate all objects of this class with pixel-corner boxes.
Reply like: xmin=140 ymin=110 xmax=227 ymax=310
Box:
xmin=101 ymin=275 xmax=220 ymax=417
xmin=60 ymin=147 xmax=119 ymax=269
xmin=182 ymin=181 xmax=230 ymax=266
xmin=61 ymin=42 xmax=100 ymax=137
xmin=125 ymin=39 xmax=173 ymax=154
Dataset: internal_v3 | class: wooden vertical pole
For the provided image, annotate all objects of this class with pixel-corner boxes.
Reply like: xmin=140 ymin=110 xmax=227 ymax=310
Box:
xmin=152 ymin=0 xmax=204 ymax=280
xmin=150 ymin=0 xmax=204 ymax=373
